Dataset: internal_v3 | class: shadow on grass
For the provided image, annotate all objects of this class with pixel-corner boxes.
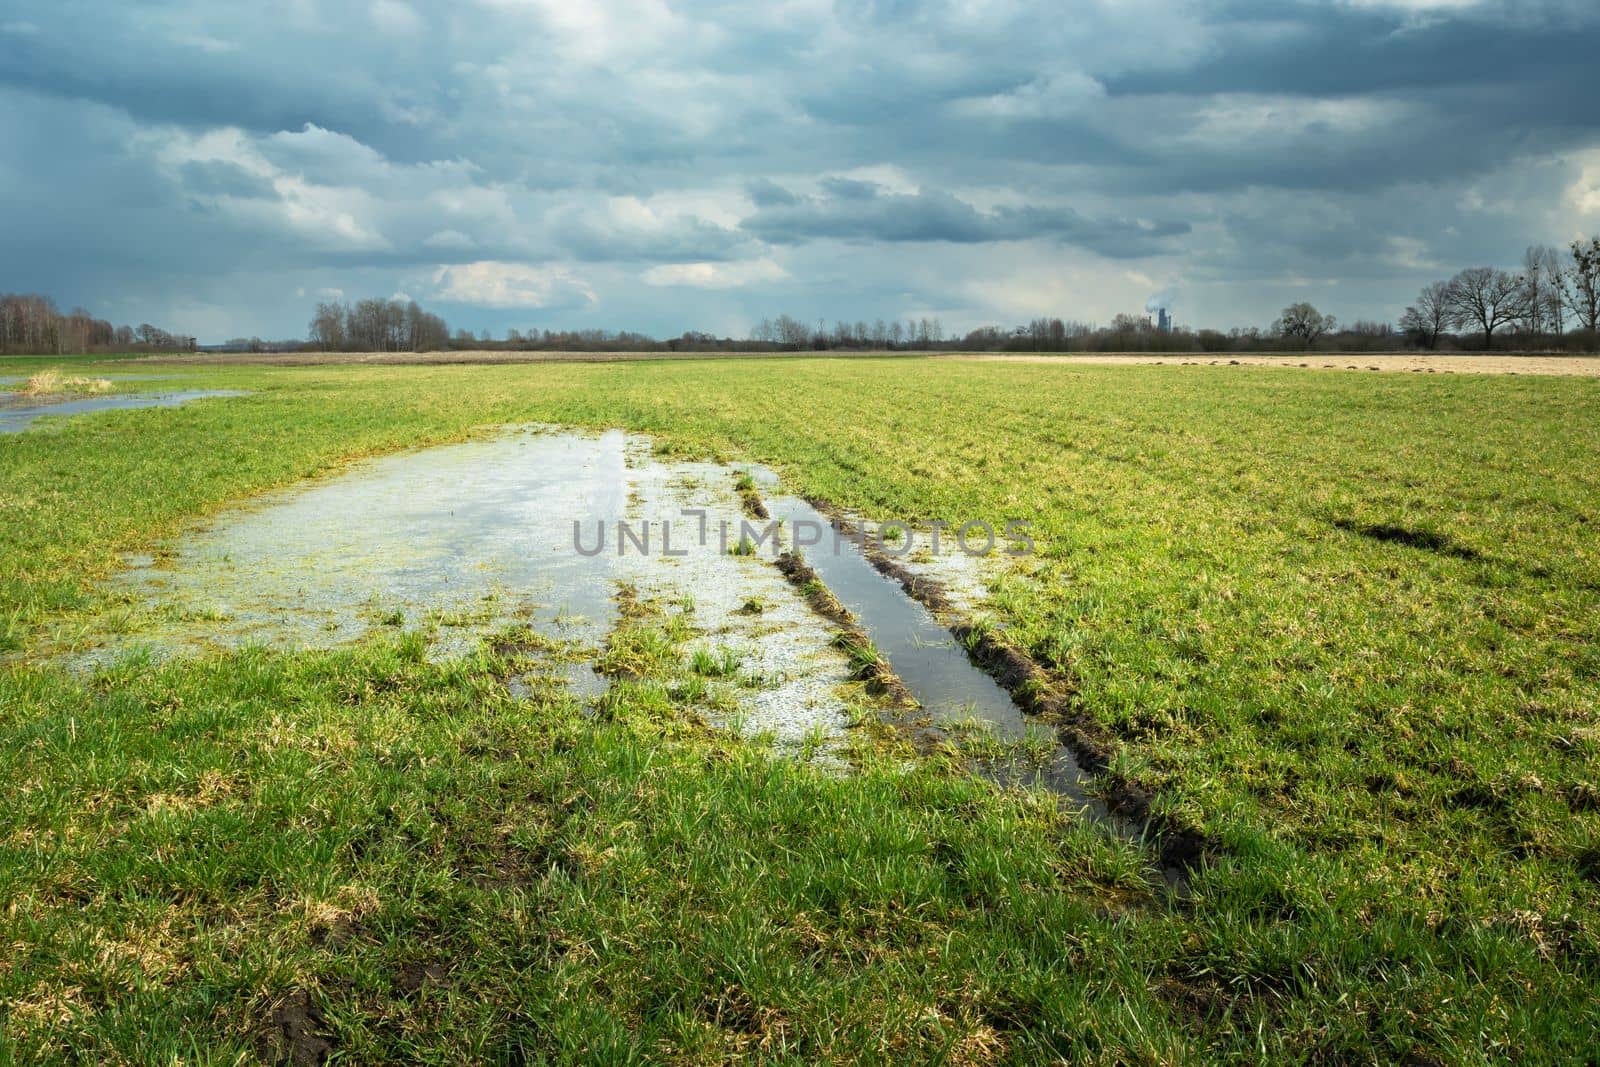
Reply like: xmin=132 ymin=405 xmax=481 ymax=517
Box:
xmin=1331 ymin=518 xmax=1483 ymax=561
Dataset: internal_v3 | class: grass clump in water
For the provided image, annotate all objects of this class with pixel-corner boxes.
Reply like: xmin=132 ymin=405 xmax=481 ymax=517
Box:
xmin=20 ymin=367 xmax=113 ymax=396
xmin=690 ymin=645 xmax=742 ymax=678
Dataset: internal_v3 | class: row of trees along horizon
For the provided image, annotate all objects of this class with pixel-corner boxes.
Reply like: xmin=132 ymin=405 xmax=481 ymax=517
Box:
xmin=0 ymin=294 xmax=196 ymax=355
xmin=5 ymin=238 xmax=1598 ymax=357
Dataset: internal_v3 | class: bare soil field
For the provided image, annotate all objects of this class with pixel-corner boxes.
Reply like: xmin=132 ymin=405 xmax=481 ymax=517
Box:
xmin=134 ymin=348 xmax=1600 ymax=375
xmin=136 ymin=349 xmax=917 ymax=367
xmin=952 ymin=352 xmax=1600 ymax=376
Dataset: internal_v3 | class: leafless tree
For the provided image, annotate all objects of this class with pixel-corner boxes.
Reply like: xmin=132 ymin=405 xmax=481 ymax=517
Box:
xmin=1399 ymin=281 xmax=1453 ymax=349
xmin=1519 ymin=245 xmax=1566 ymax=335
xmin=773 ymin=314 xmax=809 ymax=349
xmin=1558 ymin=237 xmax=1600 ymax=337
xmin=1273 ymin=302 xmax=1336 ymax=348
xmin=309 ymin=301 xmax=347 ymax=351
xmin=1445 ymin=267 xmax=1531 ymax=348
xmin=1542 ymin=246 xmax=1567 ymax=336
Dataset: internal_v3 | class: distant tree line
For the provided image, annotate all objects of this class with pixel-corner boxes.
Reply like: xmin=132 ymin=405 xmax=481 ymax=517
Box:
xmin=9 ymin=237 xmax=1599 ymax=357
xmin=285 ymin=244 xmax=1590 ymax=355
xmin=0 ymin=292 xmax=195 ymax=355
xmin=308 ymin=298 xmax=451 ymax=352
xmin=1397 ymin=241 xmax=1600 ymax=350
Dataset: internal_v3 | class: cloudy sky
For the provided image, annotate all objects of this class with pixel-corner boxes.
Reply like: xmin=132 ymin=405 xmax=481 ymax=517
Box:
xmin=3 ymin=0 xmax=1599 ymax=342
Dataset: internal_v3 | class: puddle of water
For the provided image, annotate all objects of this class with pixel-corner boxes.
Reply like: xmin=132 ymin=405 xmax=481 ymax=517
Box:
xmin=50 ymin=424 xmax=1105 ymax=804
xmin=55 ymin=427 xmax=855 ymax=747
xmin=0 ymin=390 xmax=245 ymax=434
xmin=768 ymin=498 xmax=1026 ymax=733
xmin=80 ymin=429 xmax=631 ymax=658
xmin=508 ymin=661 xmax=610 ymax=704
xmin=766 ymin=496 xmax=1103 ymax=806
xmin=620 ymin=447 xmax=854 ymax=746
xmin=0 ymin=374 xmax=184 ymax=386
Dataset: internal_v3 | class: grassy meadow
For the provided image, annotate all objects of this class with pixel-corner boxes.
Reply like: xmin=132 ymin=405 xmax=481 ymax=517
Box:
xmin=2 ymin=355 xmax=1598 ymax=1062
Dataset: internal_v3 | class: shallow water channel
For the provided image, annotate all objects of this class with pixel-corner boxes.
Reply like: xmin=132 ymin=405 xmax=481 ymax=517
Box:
xmin=59 ymin=426 xmax=1089 ymax=781
xmin=0 ymin=390 xmax=245 ymax=433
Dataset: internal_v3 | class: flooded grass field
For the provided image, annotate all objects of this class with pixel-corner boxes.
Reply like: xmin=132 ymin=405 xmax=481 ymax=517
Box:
xmin=0 ymin=387 xmax=244 ymax=434
xmin=2 ymin=354 xmax=1598 ymax=1061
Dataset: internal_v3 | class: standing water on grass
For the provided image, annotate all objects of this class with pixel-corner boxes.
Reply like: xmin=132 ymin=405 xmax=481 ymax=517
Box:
xmin=0 ymin=390 xmax=245 ymax=433
xmin=47 ymin=425 xmax=1096 ymax=787
xmin=106 ymin=428 xmax=634 ymax=652
xmin=767 ymin=495 xmax=1103 ymax=805
xmin=52 ymin=427 xmax=857 ymax=747
xmin=766 ymin=497 xmax=1028 ymax=732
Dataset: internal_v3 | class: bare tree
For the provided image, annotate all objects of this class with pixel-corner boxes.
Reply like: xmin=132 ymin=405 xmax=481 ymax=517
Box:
xmin=773 ymin=314 xmax=809 ymax=349
xmin=1541 ymin=245 xmax=1567 ymax=336
xmin=1558 ymin=237 xmax=1600 ymax=338
xmin=1399 ymin=281 xmax=1452 ymax=349
xmin=1273 ymin=302 xmax=1336 ymax=349
xmin=309 ymin=301 xmax=346 ymax=351
xmin=1520 ymin=247 xmax=1550 ymax=334
xmin=1445 ymin=267 xmax=1531 ymax=349
xmin=1523 ymin=245 xmax=1567 ymax=336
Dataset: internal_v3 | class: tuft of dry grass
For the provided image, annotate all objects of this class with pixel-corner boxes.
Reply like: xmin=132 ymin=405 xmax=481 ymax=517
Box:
xmin=20 ymin=368 xmax=113 ymax=397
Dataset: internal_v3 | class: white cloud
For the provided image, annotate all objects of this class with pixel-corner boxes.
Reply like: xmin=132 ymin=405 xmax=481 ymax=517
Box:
xmin=953 ymin=71 xmax=1105 ymax=119
xmin=1568 ymin=149 xmax=1600 ymax=222
xmin=1186 ymin=95 xmax=1410 ymax=143
xmin=1383 ymin=236 xmax=1438 ymax=271
xmin=432 ymin=261 xmax=597 ymax=308
xmin=138 ymin=125 xmax=391 ymax=251
xmin=472 ymin=0 xmax=705 ymax=64
xmin=172 ymin=32 xmax=238 ymax=54
xmin=369 ymin=0 xmax=423 ymax=35
xmin=642 ymin=258 xmax=788 ymax=289
xmin=423 ymin=229 xmax=477 ymax=250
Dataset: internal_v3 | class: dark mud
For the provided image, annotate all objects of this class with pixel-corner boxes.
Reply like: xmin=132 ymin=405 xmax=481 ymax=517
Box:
xmin=260 ymin=990 xmax=336 ymax=1066
xmin=734 ymin=472 xmax=770 ymax=519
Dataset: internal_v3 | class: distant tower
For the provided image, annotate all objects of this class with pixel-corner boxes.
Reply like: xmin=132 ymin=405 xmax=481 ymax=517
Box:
xmin=1157 ymin=308 xmax=1172 ymax=333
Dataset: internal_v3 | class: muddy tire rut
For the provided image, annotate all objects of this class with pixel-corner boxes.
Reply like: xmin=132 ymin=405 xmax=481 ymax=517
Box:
xmin=779 ymin=493 xmax=1216 ymax=879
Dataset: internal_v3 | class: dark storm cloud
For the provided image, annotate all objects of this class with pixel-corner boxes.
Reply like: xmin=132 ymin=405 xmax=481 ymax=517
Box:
xmin=743 ymin=179 xmax=1189 ymax=258
xmin=1108 ymin=2 xmax=1600 ymax=98
xmin=0 ymin=0 xmax=1597 ymax=338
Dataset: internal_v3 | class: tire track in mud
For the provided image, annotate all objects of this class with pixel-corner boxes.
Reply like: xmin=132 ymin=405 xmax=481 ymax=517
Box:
xmin=771 ymin=491 xmax=1214 ymax=881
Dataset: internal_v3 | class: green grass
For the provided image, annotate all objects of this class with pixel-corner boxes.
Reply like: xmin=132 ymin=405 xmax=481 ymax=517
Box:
xmin=2 ymin=353 xmax=1599 ymax=1060
xmin=690 ymin=646 xmax=743 ymax=679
